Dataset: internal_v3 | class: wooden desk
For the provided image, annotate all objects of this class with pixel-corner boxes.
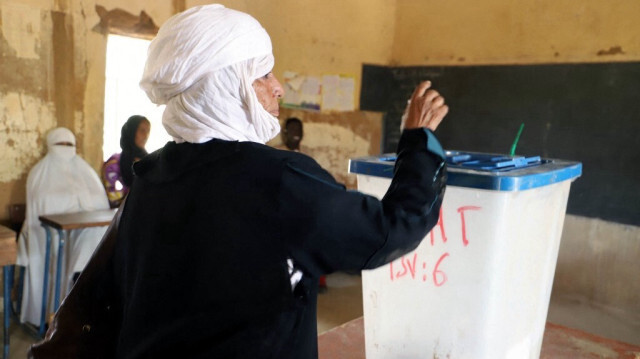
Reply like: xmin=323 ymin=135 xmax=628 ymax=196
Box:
xmin=1 ymin=225 xmax=17 ymax=359
xmin=37 ymin=209 xmax=116 ymax=336
xmin=39 ymin=209 xmax=117 ymax=230
xmin=318 ymin=317 xmax=640 ymax=359
xmin=0 ymin=226 xmax=16 ymax=266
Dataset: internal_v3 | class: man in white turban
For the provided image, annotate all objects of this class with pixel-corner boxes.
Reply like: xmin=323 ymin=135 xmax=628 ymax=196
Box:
xmin=29 ymin=5 xmax=449 ymax=359
xmin=17 ymin=127 xmax=109 ymax=326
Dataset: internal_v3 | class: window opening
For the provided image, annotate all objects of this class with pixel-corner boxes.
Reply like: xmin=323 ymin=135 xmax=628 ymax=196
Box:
xmin=103 ymin=34 xmax=170 ymax=161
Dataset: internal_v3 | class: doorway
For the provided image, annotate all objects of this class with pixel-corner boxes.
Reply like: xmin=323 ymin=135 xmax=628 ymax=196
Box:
xmin=102 ymin=34 xmax=170 ymax=161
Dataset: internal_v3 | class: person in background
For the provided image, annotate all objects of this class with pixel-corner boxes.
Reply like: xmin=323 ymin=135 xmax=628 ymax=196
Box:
xmin=30 ymin=5 xmax=448 ymax=358
xmin=281 ymin=117 xmax=303 ymax=151
xmin=16 ymin=127 xmax=110 ymax=327
xmin=102 ymin=115 xmax=150 ymax=208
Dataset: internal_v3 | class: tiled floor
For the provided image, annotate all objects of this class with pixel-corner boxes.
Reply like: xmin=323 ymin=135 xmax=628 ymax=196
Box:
xmin=2 ymin=272 xmax=639 ymax=358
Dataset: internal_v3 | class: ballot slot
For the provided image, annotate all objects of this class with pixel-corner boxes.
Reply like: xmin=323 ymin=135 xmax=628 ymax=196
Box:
xmin=378 ymin=152 xmax=546 ymax=172
xmin=445 ymin=151 xmax=543 ymax=171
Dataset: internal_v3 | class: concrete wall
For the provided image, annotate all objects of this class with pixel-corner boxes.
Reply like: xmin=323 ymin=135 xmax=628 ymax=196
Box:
xmin=269 ymin=108 xmax=382 ymax=189
xmin=1 ymin=1 xmax=56 ymax=217
xmin=391 ymin=0 xmax=640 ymax=65
xmin=189 ymin=0 xmax=398 ymax=105
xmin=554 ymin=215 xmax=640 ymax=314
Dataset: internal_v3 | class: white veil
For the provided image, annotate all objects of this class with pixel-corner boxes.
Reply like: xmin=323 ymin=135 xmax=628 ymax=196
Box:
xmin=16 ymin=127 xmax=109 ymax=325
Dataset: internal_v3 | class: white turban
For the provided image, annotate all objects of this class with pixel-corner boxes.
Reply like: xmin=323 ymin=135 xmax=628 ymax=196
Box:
xmin=140 ymin=4 xmax=280 ymax=144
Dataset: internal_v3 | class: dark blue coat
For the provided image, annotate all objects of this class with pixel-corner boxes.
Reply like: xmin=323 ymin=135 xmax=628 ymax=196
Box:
xmin=112 ymin=128 xmax=446 ymax=358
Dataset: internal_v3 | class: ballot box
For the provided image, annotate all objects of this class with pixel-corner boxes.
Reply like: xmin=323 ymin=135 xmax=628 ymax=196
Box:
xmin=349 ymin=151 xmax=582 ymax=359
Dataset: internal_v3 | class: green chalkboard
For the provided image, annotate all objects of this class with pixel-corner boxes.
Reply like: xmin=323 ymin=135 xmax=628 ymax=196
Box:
xmin=360 ymin=63 xmax=640 ymax=226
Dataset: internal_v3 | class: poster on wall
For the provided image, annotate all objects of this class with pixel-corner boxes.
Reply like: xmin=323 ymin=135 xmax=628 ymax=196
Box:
xmin=282 ymin=71 xmax=354 ymax=112
xmin=322 ymin=75 xmax=355 ymax=112
xmin=282 ymin=71 xmax=321 ymax=110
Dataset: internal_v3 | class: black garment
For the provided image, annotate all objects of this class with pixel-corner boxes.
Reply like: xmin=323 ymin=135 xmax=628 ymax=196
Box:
xmin=119 ymin=115 xmax=148 ymax=187
xmin=112 ymin=128 xmax=446 ymax=359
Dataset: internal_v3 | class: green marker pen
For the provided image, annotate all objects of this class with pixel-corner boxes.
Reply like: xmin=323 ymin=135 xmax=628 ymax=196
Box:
xmin=510 ymin=123 xmax=525 ymax=156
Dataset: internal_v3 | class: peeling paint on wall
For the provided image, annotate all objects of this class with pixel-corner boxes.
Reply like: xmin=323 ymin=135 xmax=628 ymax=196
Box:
xmin=0 ymin=2 xmax=54 ymax=219
xmin=0 ymin=0 xmax=177 ymax=221
xmin=1 ymin=2 xmax=41 ymax=60
xmin=273 ymin=108 xmax=382 ymax=189
xmin=93 ymin=5 xmax=158 ymax=39
xmin=0 ymin=8 xmax=51 ymax=101
xmin=73 ymin=109 xmax=84 ymax=138
xmin=597 ymin=46 xmax=625 ymax=56
xmin=0 ymin=92 xmax=56 ymax=182
xmin=302 ymin=122 xmax=371 ymax=188
xmin=172 ymin=0 xmax=186 ymax=14
xmin=52 ymin=10 xmax=76 ymax=132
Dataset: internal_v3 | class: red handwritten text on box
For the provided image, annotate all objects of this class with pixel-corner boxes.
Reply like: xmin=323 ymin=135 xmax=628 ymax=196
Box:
xmin=390 ymin=205 xmax=481 ymax=286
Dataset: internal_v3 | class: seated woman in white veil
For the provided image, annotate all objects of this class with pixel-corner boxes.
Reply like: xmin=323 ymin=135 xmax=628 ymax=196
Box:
xmin=16 ymin=127 xmax=110 ymax=326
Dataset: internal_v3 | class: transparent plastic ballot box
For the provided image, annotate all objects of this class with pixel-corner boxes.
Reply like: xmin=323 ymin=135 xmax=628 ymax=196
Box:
xmin=348 ymin=151 xmax=582 ymax=359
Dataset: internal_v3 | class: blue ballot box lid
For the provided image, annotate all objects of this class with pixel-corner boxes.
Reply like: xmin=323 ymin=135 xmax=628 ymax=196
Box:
xmin=349 ymin=150 xmax=582 ymax=191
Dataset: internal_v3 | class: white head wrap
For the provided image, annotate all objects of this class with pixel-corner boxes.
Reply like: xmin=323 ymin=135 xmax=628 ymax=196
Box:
xmin=46 ymin=127 xmax=76 ymax=160
xmin=140 ymin=4 xmax=280 ymax=144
